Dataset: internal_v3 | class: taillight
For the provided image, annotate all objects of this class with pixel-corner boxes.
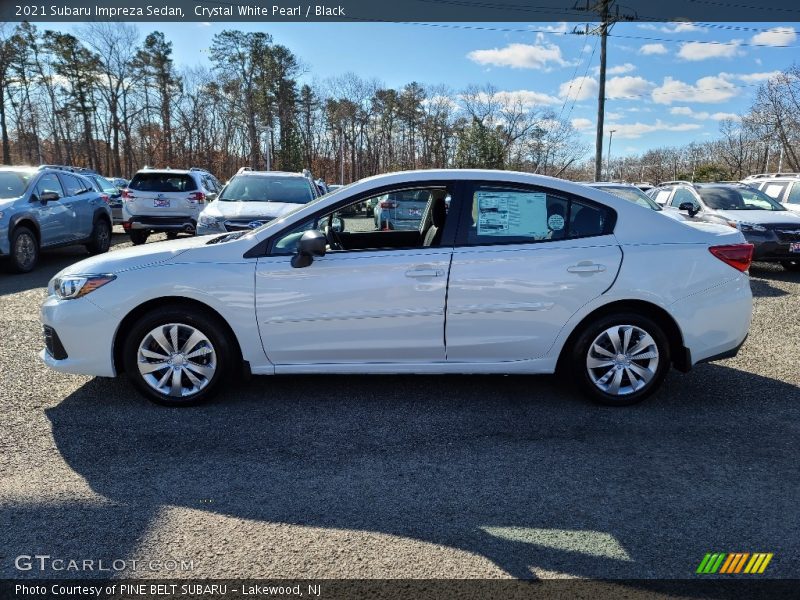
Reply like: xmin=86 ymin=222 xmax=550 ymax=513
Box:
xmin=709 ymin=243 xmax=754 ymax=272
xmin=121 ymin=189 xmax=133 ymax=200
xmin=380 ymin=200 xmax=396 ymax=209
xmin=188 ymin=192 xmax=206 ymax=204
xmin=100 ymin=194 xmax=110 ymax=204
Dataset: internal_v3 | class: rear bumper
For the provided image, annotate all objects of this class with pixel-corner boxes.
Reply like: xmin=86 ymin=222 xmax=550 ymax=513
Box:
xmin=123 ymin=216 xmax=196 ymax=233
xmin=669 ymin=274 xmax=752 ymax=366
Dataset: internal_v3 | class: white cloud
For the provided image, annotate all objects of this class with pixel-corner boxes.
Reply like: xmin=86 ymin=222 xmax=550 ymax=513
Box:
xmin=467 ymin=42 xmax=570 ymax=70
xmin=677 ymin=40 xmax=743 ymax=61
xmin=652 ymin=75 xmax=739 ymax=104
xmin=669 ymin=106 xmax=742 ymax=121
xmin=559 ymin=76 xmax=598 ymax=101
xmin=558 ymin=77 xmax=598 ymax=101
xmin=607 ymin=62 xmax=636 ymax=75
xmin=751 ymin=27 xmax=797 ymax=47
xmin=730 ymin=70 xmax=782 ymax=83
xmin=606 ymin=76 xmax=655 ymax=99
xmin=638 ymin=22 xmax=701 ymax=34
xmin=533 ymin=22 xmax=569 ymax=34
xmin=639 ymin=43 xmax=668 ymax=55
xmin=493 ymin=90 xmax=561 ymax=107
xmin=606 ymin=119 xmax=702 ymax=139
xmin=571 ymin=117 xmax=593 ymax=131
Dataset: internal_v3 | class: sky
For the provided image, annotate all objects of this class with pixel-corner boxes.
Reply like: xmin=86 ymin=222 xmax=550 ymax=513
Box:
xmin=58 ymin=20 xmax=799 ymax=157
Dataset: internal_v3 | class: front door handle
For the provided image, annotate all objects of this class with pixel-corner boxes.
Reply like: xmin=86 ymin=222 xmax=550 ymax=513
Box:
xmin=567 ymin=262 xmax=606 ymax=273
xmin=405 ymin=268 xmax=444 ymax=278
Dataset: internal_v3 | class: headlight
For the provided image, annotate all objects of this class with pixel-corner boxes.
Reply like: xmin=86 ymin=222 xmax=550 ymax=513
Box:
xmin=737 ymin=222 xmax=767 ymax=233
xmin=198 ymin=214 xmax=223 ymax=226
xmin=52 ymin=274 xmax=116 ymax=300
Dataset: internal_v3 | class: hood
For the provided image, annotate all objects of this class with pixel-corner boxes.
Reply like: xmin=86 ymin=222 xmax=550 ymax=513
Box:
xmin=0 ymin=197 xmax=21 ymax=211
xmin=713 ymin=209 xmax=800 ymax=225
xmin=54 ymin=235 xmax=208 ymax=277
xmin=206 ymin=200 xmax=300 ymax=220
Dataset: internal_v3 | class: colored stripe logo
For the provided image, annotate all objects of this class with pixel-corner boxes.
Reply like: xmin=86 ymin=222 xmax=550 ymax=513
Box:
xmin=696 ymin=552 xmax=773 ymax=574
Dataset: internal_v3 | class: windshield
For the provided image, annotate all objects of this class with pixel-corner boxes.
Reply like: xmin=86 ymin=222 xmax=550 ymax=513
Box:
xmin=698 ymin=186 xmax=786 ymax=211
xmin=219 ymin=176 xmax=315 ymax=204
xmin=592 ymin=185 xmax=661 ymax=210
xmin=0 ymin=171 xmax=34 ymax=199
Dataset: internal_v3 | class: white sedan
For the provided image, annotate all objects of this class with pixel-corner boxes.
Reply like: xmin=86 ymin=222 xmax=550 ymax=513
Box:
xmin=41 ymin=169 xmax=754 ymax=407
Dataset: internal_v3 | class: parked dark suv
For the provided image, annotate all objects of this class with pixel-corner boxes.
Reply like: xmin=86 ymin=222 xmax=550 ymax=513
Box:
xmin=0 ymin=166 xmax=112 ymax=273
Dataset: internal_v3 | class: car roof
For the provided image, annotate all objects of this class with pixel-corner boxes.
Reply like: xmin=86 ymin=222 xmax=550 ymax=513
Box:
xmin=234 ymin=170 xmax=310 ymax=178
xmin=584 ymin=182 xmax=638 ymax=188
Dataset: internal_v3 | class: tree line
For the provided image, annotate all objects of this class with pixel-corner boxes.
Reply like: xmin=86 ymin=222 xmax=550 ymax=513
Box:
xmin=0 ymin=22 xmax=586 ymax=183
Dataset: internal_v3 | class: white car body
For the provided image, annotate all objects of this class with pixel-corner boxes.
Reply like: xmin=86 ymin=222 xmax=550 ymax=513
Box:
xmin=41 ymin=170 xmax=753 ymax=404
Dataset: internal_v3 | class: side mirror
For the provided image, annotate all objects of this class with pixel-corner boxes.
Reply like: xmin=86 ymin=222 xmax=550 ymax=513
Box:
xmin=291 ymin=230 xmax=327 ymax=268
xmin=679 ymin=202 xmax=699 ymax=217
xmin=331 ymin=217 xmax=344 ymax=233
xmin=40 ymin=191 xmax=60 ymax=203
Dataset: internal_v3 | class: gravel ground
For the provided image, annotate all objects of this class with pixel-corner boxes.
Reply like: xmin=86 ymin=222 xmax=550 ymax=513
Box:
xmin=1 ymin=227 xmax=799 ymax=581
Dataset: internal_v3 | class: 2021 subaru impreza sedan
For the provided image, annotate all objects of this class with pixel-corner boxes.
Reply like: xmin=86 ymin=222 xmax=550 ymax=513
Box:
xmin=40 ymin=170 xmax=754 ymax=407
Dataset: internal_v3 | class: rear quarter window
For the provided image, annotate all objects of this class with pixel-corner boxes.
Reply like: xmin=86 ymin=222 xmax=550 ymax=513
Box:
xmin=129 ymin=173 xmax=198 ymax=193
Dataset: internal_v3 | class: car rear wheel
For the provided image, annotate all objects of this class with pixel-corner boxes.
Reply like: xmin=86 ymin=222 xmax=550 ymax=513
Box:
xmin=9 ymin=226 xmax=39 ymax=273
xmin=781 ymin=260 xmax=800 ymax=272
xmin=122 ymin=306 xmax=236 ymax=406
xmin=570 ymin=313 xmax=670 ymax=406
xmin=129 ymin=230 xmax=149 ymax=245
xmin=86 ymin=218 xmax=111 ymax=255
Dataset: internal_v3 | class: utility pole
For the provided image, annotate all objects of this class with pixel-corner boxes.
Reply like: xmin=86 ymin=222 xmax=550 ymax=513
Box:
xmin=339 ymin=126 xmax=345 ymax=185
xmin=572 ymin=1 xmax=634 ymax=181
xmin=595 ymin=0 xmax=610 ymax=182
xmin=606 ymin=129 xmax=616 ymax=181
xmin=265 ymin=128 xmax=272 ymax=171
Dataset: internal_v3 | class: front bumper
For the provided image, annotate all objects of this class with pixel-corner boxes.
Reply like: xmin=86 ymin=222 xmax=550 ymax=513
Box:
xmin=40 ymin=295 xmax=118 ymax=377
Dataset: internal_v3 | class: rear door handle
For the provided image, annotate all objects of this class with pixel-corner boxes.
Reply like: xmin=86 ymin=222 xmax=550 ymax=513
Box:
xmin=567 ymin=263 xmax=606 ymax=273
xmin=405 ymin=268 xmax=444 ymax=278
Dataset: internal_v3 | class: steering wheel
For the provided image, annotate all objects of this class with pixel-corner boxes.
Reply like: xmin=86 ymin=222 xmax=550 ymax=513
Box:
xmin=323 ymin=216 xmax=343 ymax=250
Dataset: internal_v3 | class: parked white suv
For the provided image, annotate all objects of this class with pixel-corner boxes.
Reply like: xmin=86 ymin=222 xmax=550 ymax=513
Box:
xmin=122 ymin=167 xmax=222 ymax=244
xmin=41 ymin=170 xmax=753 ymax=408
xmin=741 ymin=173 xmax=800 ymax=214
xmin=197 ymin=169 xmax=319 ymax=234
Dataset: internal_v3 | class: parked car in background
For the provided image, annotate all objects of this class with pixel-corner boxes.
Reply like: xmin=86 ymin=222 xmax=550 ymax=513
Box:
xmin=40 ymin=169 xmax=753 ymax=407
xmin=122 ymin=167 xmax=221 ymax=244
xmin=373 ymin=189 xmax=433 ymax=230
xmin=741 ymin=173 xmax=800 ymax=214
xmin=85 ymin=173 xmax=124 ymax=224
xmin=0 ymin=166 xmax=112 ymax=272
xmin=584 ymin=182 xmax=685 ymax=220
xmin=197 ymin=168 xmax=319 ymax=234
xmin=633 ymin=182 xmax=654 ymax=193
xmin=110 ymin=177 xmax=129 ymax=190
xmin=648 ymin=181 xmax=800 ymax=271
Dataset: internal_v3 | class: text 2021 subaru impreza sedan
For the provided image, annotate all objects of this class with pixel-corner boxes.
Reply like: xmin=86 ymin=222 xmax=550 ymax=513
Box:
xmin=40 ymin=170 xmax=754 ymax=407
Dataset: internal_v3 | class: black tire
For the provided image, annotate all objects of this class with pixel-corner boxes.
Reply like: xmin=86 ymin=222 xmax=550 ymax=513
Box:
xmin=9 ymin=225 xmax=39 ymax=273
xmin=122 ymin=305 xmax=237 ymax=406
xmin=569 ymin=312 xmax=670 ymax=406
xmin=781 ymin=260 xmax=800 ymax=272
xmin=166 ymin=231 xmax=179 ymax=240
xmin=129 ymin=230 xmax=149 ymax=245
xmin=86 ymin=218 xmax=111 ymax=255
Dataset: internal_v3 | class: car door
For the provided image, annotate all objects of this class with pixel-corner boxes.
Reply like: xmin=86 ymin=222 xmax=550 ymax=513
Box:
xmin=58 ymin=173 xmax=96 ymax=239
xmin=31 ymin=172 xmax=71 ymax=246
xmin=445 ymin=182 xmax=622 ymax=362
xmin=253 ymin=183 xmax=458 ymax=365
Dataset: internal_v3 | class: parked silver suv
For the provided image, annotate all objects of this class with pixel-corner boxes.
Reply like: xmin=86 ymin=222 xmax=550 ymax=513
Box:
xmin=741 ymin=173 xmax=800 ymax=214
xmin=122 ymin=167 xmax=222 ymax=244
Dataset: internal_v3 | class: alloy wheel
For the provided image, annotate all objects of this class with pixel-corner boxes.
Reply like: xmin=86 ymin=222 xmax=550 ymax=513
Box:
xmin=14 ymin=232 xmax=36 ymax=270
xmin=586 ymin=325 xmax=660 ymax=396
xmin=137 ymin=323 xmax=217 ymax=398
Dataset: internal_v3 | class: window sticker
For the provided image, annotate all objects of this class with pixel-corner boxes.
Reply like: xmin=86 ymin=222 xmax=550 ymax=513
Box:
xmin=548 ymin=213 xmax=565 ymax=231
xmin=475 ymin=191 xmax=548 ymax=238
xmin=764 ymin=184 xmax=785 ymax=199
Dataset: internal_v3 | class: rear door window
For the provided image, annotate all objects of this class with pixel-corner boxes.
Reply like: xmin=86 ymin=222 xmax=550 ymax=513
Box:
xmin=762 ymin=182 xmax=790 ymax=201
xmin=59 ymin=174 xmax=89 ymax=197
xmin=787 ymin=183 xmax=800 ymax=205
xmin=129 ymin=172 xmax=198 ymax=193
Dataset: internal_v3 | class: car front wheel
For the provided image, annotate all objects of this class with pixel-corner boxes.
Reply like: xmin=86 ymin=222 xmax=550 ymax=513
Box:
xmin=781 ymin=260 xmax=800 ymax=272
xmin=570 ymin=313 xmax=670 ymax=406
xmin=122 ymin=306 xmax=236 ymax=406
xmin=9 ymin=225 xmax=39 ymax=273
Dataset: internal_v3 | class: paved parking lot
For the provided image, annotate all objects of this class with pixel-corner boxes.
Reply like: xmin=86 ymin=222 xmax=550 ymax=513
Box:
xmin=1 ymin=228 xmax=799 ymax=580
